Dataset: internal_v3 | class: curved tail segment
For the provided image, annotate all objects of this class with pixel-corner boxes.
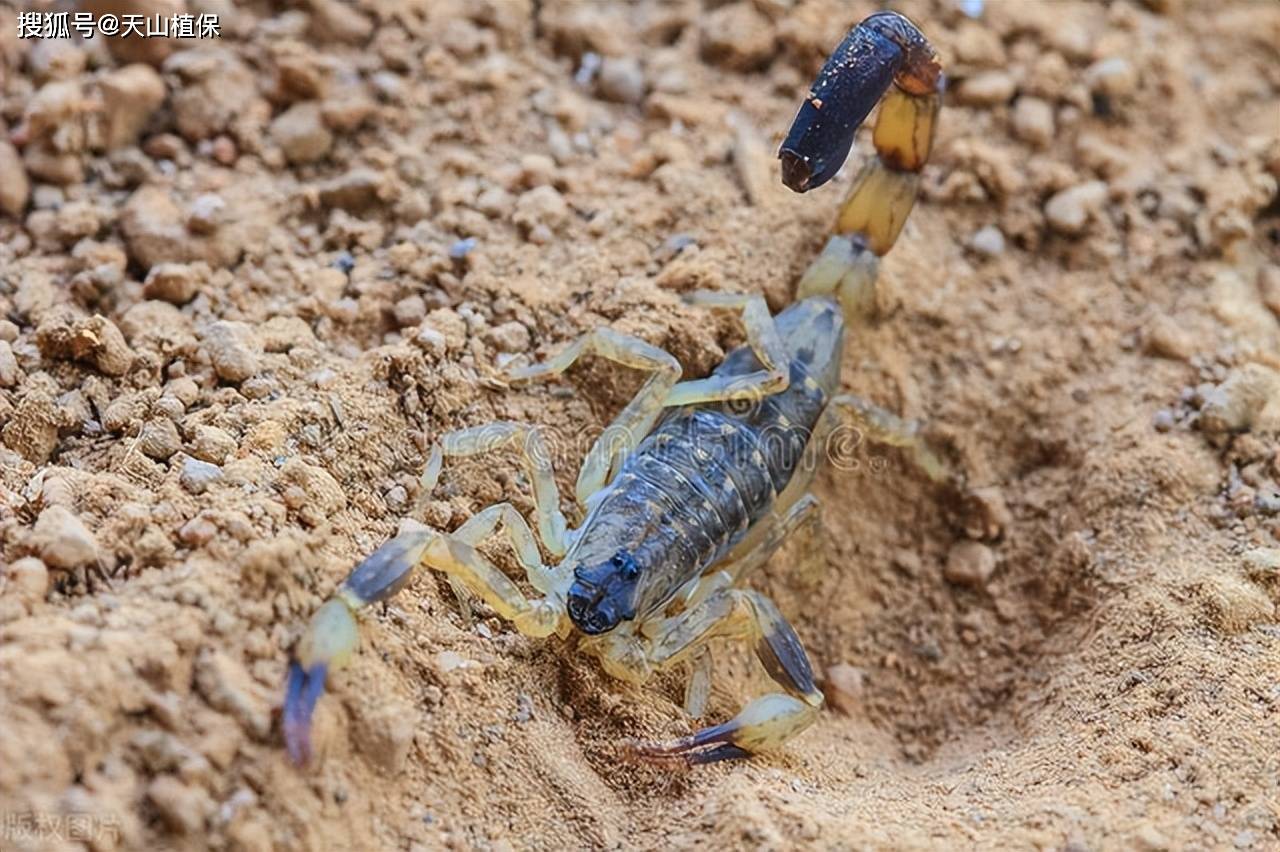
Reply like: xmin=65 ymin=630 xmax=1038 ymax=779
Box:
xmin=779 ymin=11 xmax=943 ymax=321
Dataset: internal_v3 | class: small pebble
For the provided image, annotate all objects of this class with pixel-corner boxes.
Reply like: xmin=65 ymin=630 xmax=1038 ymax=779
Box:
xmin=1012 ymin=96 xmax=1054 ymax=148
xmin=4 ymin=557 xmax=50 ymax=603
xmin=181 ymin=457 xmax=224 ymax=494
xmin=1085 ymin=57 xmax=1137 ymax=99
xmin=148 ymin=775 xmax=214 ymax=835
xmin=191 ymin=425 xmax=237 ymax=465
xmin=186 ymin=193 xmax=226 ymax=234
xmin=179 ymin=516 xmax=218 ymax=547
xmin=165 ymin=377 xmax=200 ymax=408
xmin=597 ymin=56 xmax=646 ymax=104
xmin=270 ymin=102 xmax=333 ymax=165
xmin=1198 ymin=364 xmax=1280 ymax=434
xmin=32 ymin=505 xmax=99 ymax=569
xmin=384 ymin=484 xmax=408 ymax=513
xmin=944 ymin=540 xmax=996 ymax=588
xmin=414 ymin=324 xmax=447 ymax=358
xmin=574 ymin=52 xmax=602 ymax=87
xmin=0 ymin=340 xmax=19 ymax=387
xmin=513 ymin=186 xmax=569 ymax=237
xmin=969 ymin=225 xmax=1005 ymax=258
xmin=331 ymin=251 xmax=355 ymax=273
xmin=484 ymin=321 xmax=531 ymax=354
xmin=434 ymin=650 xmax=473 ymax=673
xmin=138 ymin=418 xmax=182 ymax=460
xmin=144 ymin=262 xmax=205 ymax=305
xmin=824 ymin=663 xmax=867 ymax=715
xmin=1257 ymin=266 xmax=1280 ymax=319
xmin=0 ymin=140 xmax=31 ymax=217
xmin=153 ymin=394 xmax=186 ymax=419
xmin=393 ymin=295 xmax=427 ymax=328
xmin=656 ymin=233 xmax=697 ymax=263
xmin=1152 ymin=409 xmax=1176 ymax=432
xmin=202 ymin=321 xmax=261 ymax=383
xmin=513 ymin=693 xmax=534 ymax=723
xmin=1143 ymin=314 xmax=1195 ymax=361
xmin=1254 ymin=490 xmax=1280 ymax=517
xmin=955 ymin=71 xmax=1016 ymax=107
xmin=449 ymin=237 xmax=477 ymax=260
xmin=1045 ymin=181 xmax=1108 ymax=235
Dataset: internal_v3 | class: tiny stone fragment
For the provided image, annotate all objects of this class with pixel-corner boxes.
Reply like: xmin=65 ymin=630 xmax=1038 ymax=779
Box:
xmin=944 ymin=540 xmax=996 ymax=588
xmin=202 ymin=321 xmax=261 ymax=383
xmin=824 ymin=663 xmax=866 ymax=716
xmin=32 ymin=505 xmax=99 ymax=570
xmin=181 ymin=457 xmax=224 ymax=494
xmin=1045 ymin=181 xmax=1108 ymax=236
xmin=956 ymin=71 xmax=1016 ymax=107
xmin=969 ymin=225 xmax=1005 ymax=258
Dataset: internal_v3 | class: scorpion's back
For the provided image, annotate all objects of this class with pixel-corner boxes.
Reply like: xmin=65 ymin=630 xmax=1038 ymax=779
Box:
xmin=568 ymin=298 xmax=845 ymax=625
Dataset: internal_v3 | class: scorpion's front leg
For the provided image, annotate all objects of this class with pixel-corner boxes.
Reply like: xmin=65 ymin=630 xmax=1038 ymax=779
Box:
xmin=424 ymin=422 xmax=570 ymax=556
xmin=662 ymin=292 xmax=790 ymax=407
xmin=284 ymin=421 xmax=571 ymax=765
xmin=506 ymin=327 xmax=681 ymax=505
xmin=284 ymin=527 xmax=568 ymax=765
xmin=616 ymin=589 xmax=823 ymax=766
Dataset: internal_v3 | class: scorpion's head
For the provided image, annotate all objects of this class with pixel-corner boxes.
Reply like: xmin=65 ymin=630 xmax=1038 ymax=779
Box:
xmin=566 ymin=549 xmax=642 ymax=635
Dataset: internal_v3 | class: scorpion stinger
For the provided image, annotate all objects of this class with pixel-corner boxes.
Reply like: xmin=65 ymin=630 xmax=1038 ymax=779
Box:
xmin=781 ymin=10 xmax=944 ymax=325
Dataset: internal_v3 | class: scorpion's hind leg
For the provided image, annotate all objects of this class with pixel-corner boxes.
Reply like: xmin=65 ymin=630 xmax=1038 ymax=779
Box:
xmin=674 ymin=493 xmax=819 ymax=723
xmin=662 ymin=293 xmax=790 ymax=408
xmin=505 ymin=327 xmax=681 ymax=506
xmin=831 ymin=393 xmax=952 ymax=485
xmin=625 ymin=588 xmax=823 ymax=766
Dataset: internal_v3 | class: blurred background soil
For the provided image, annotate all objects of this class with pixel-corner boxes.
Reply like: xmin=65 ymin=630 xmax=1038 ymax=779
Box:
xmin=1 ymin=0 xmax=1279 ymax=849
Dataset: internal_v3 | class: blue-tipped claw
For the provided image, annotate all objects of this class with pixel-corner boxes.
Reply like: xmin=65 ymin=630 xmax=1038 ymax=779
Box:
xmin=284 ymin=660 xmax=329 ymax=766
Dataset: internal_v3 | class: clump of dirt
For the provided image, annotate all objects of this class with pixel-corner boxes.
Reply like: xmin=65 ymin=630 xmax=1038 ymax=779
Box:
xmin=1 ymin=0 xmax=1279 ymax=849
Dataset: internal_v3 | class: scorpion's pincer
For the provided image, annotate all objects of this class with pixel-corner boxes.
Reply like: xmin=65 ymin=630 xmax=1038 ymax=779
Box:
xmin=283 ymin=596 xmax=359 ymax=765
xmin=283 ymin=530 xmax=432 ymax=765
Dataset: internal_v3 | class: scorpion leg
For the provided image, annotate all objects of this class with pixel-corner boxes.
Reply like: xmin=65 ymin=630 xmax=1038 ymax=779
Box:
xmin=506 ymin=328 xmax=681 ymax=505
xmin=830 ymin=393 xmax=950 ymax=484
xmin=720 ymin=494 xmax=820 ymax=585
xmin=622 ymin=588 xmax=823 ymax=766
xmin=450 ymin=502 xmax=572 ymax=597
xmin=684 ymin=648 xmax=714 ymax=720
xmin=422 ymin=423 xmax=570 ymax=557
xmin=663 ymin=293 xmax=790 ymax=408
xmin=283 ymin=525 xmax=567 ymax=765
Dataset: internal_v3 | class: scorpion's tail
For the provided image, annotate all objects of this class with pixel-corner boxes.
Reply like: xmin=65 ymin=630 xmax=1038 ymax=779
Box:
xmin=778 ymin=10 xmax=943 ymax=321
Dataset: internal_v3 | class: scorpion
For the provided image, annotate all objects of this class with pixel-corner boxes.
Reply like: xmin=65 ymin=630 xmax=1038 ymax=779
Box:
xmin=284 ymin=10 xmax=946 ymax=768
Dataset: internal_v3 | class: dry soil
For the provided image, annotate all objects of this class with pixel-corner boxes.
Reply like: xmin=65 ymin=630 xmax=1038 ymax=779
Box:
xmin=1 ymin=0 xmax=1279 ymax=850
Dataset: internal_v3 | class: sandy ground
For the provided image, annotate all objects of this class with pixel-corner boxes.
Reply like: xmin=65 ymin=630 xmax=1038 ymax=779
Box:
xmin=1 ymin=0 xmax=1279 ymax=849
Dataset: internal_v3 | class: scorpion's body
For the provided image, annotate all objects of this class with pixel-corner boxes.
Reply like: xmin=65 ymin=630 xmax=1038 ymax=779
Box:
xmin=284 ymin=10 xmax=946 ymax=769
xmin=567 ymin=298 xmax=842 ymax=636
